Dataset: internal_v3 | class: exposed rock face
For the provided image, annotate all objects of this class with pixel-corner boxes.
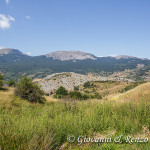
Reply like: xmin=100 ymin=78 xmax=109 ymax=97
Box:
xmin=45 ymin=51 xmax=97 ymax=61
xmin=38 ymin=72 xmax=100 ymax=93
xmin=0 ymin=48 xmax=26 ymax=56
xmin=37 ymin=72 xmax=135 ymax=93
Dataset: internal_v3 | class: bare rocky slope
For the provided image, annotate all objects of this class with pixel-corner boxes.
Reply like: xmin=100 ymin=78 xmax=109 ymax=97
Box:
xmin=45 ymin=51 xmax=97 ymax=61
xmin=37 ymin=72 xmax=134 ymax=93
xmin=0 ymin=48 xmax=25 ymax=56
xmin=37 ymin=72 xmax=100 ymax=93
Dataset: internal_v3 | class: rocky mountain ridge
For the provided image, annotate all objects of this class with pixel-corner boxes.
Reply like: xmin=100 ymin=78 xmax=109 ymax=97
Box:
xmin=0 ymin=48 xmax=25 ymax=56
xmin=0 ymin=48 xmax=150 ymax=81
xmin=45 ymin=51 xmax=97 ymax=61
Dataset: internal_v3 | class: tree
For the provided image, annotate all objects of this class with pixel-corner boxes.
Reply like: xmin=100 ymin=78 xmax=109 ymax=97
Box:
xmin=8 ymin=80 xmax=16 ymax=87
xmin=83 ymin=81 xmax=91 ymax=88
xmin=69 ymin=91 xmax=82 ymax=100
xmin=0 ymin=73 xmax=4 ymax=88
xmin=15 ymin=77 xmax=45 ymax=103
xmin=56 ymin=86 xmax=68 ymax=96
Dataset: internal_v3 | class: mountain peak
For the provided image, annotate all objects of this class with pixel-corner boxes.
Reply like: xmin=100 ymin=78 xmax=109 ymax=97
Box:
xmin=0 ymin=48 xmax=25 ymax=56
xmin=45 ymin=51 xmax=97 ymax=61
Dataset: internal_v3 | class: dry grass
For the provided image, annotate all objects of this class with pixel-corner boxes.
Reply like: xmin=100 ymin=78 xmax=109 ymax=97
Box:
xmin=110 ymin=82 xmax=150 ymax=103
xmin=0 ymin=82 xmax=150 ymax=150
xmin=81 ymin=81 xmax=129 ymax=97
xmin=0 ymin=87 xmax=14 ymax=107
xmin=45 ymin=95 xmax=60 ymax=103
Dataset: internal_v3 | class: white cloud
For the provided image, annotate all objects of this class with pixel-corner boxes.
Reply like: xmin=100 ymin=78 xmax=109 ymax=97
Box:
xmin=6 ymin=0 xmax=9 ymax=4
xmin=26 ymin=16 xmax=31 ymax=19
xmin=0 ymin=14 xmax=15 ymax=29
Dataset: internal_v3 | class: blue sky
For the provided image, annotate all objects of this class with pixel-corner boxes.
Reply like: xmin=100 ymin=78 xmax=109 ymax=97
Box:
xmin=0 ymin=0 xmax=150 ymax=58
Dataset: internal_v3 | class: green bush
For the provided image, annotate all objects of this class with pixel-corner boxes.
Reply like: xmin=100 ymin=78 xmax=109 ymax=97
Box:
xmin=94 ymin=92 xmax=102 ymax=99
xmin=0 ymin=73 xmax=4 ymax=88
xmin=69 ymin=91 xmax=82 ymax=100
xmin=8 ymin=80 xmax=16 ymax=87
xmin=56 ymin=86 xmax=68 ymax=96
xmin=74 ymin=86 xmax=79 ymax=91
xmin=82 ymin=93 xmax=89 ymax=100
xmin=83 ymin=81 xmax=91 ymax=88
xmin=15 ymin=77 xmax=45 ymax=103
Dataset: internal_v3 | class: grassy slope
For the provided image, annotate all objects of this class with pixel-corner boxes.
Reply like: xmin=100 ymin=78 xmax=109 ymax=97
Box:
xmin=0 ymin=83 xmax=150 ymax=150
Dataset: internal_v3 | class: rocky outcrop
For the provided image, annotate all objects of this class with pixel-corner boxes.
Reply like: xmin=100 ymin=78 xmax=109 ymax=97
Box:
xmin=38 ymin=72 xmax=99 ymax=93
xmin=0 ymin=48 xmax=25 ymax=56
xmin=45 ymin=51 xmax=97 ymax=61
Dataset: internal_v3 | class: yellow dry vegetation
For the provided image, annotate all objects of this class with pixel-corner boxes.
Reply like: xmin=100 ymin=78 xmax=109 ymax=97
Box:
xmin=0 ymin=87 xmax=14 ymax=107
xmin=110 ymin=82 xmax=150 ymax=103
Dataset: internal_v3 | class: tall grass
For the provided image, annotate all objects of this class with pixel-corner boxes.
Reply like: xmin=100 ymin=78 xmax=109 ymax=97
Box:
xmin=0 ymin=95 xmax=150 ymax=149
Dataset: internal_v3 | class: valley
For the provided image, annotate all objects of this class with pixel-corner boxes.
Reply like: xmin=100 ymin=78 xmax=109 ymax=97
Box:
xmin=0 ymin=48 xmax=150 ymax=150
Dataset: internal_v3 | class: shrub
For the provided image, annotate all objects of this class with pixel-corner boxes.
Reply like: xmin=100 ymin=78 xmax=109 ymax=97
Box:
xmin=82 ymin=93 xmax=89 ymax=100
xmin=94 ymin=92 xmax=102 ymax=99
xmin=0 ymin=73 xmax=4 ymax=88
xmin=8 ymin=80 xmax=16 ymax=87
xmin=83 ymin=81 xmax=95 ymax=88
xmin=15 ymin=77 xmax=45 ymax=103
xmin=69 ymin=91 xmax=82 ymax=100
xmin=74 ymin=86 xmax=79 ymax=91
xmin=56 ymin=86 xmax=68 ymax=96
xmin=83 ymin=81 xmax=91 ymax=88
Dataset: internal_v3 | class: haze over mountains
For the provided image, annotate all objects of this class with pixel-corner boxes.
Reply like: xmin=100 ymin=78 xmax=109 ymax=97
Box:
xmin=0 ymin=48 xmax=150 ymax=81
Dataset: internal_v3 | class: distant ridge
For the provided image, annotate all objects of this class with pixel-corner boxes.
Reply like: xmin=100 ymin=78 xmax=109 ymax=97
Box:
xmin=45 ymin=51 xmax=97 ymax=61
xmin=115 ymin=55 xmax=136 ymax=59
xmin=0 ymin=48 xmax=26 ymax=56
xmin=1 ymin=48 xmax=150 ymax=81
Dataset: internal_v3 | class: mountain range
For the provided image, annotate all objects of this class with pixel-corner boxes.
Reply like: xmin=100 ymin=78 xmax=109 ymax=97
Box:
xmin=0 ymin=48 xmax=150 ymax=81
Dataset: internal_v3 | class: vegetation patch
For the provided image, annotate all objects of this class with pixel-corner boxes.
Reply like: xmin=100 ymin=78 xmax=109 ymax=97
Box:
xmin=15 ymin=77 xmax=45 ymax=103
xmin=119 ymin=81 xmax=147 ymax=93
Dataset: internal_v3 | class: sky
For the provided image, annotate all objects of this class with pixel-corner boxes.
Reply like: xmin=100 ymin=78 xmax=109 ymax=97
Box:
xmin=0 ymin=0 xmax=150 ymax=58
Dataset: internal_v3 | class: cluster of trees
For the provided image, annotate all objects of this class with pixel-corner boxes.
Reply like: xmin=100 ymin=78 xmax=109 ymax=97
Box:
xmin=54 ymin=86 xmax=102 ymax=100
xmin=0 ymin=73 xmax=16 ymax=88
xmin=54 ymin=86 xmax=89 ymax=100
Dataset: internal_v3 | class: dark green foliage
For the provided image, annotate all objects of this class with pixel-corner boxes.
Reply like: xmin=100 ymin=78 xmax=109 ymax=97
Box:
xmin=15 ymin=77 xmax=45 ymax=103
xmin=54 ymin=88 xmax=90 ymax=100
xmin=74 ymin=86 xmax=79 ymax=91
xmin=93 ymin=92 xmax=102 ymax=99
xmin=69 ymin=91 xmax=90 ymax=100
xmin=82 ymin=93 xmax=90 ymax=100
xmin=0 ymin=73 xmax=4 ymax=88
xmin=1 ymin=51 xmax=150 ymax=81
xmin=84 ymin=81 xmax=91 ymax=88
xmin=69 ymin=91 xmax=82 ymax=100
xmin=8 ymin=80 xmax=16 ymax=87
xmin=55 ymin=86 xmax=68 ymax=97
